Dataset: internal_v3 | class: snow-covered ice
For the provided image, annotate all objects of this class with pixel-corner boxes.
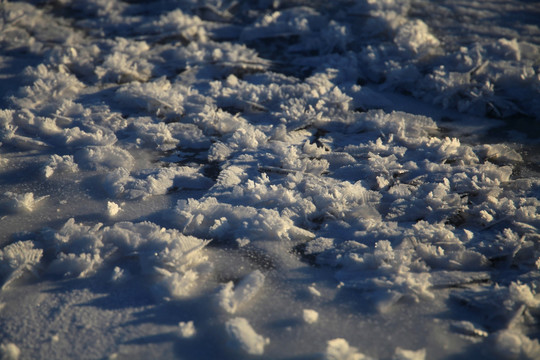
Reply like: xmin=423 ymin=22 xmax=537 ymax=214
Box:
xmin=0 ymin=0 xmax=539 ymax=359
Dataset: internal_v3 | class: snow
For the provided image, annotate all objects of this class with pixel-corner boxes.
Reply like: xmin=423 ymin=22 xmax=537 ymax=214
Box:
xmin=0 ymin=0 xmax=539 ymax=359
xmin=393 ymin=347 xmax=426 ymax=360
xmin=302 ymin=309 xmax=319 ymax=324
xmin=225 ymin=317 xmax=270 ymax=356
xmin=107 ymin=201 xmax=121 ymax=217
xmin=178 ymin=321 xmax=196 ymax=339
xmin=218 ymin=270 xmax=265 ymax=314
xmin=0 ymin=343 xmax=20 ymax=360
xmin=325 ymin=338 xmax=372 ymax=360
xmin=0 ymin=240 xmax=42 ymax=289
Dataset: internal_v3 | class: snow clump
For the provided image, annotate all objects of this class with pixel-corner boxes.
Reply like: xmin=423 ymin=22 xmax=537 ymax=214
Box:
xmin=0 ymin=343 xmax=20 ymax=360
xmin=225 ymin=317 xmax=270 ymax=356
xmin=324 ymin=338 xmax=373 ymax=360
xmin=178 ymin=321 xmax=197 ymax=339
xmin=217 ymin=270 xmax=265 ymax=314
xmin=302 ymin=309 xmax=319 ymax=324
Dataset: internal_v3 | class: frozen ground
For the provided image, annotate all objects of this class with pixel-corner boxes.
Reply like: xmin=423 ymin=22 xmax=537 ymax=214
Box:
xmin=0 ymin=0 xmax=539 ymax=359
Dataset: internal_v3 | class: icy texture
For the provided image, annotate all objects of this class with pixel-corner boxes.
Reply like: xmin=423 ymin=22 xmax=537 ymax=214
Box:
xmin=0 ymin=0 xmax=539 ymax=359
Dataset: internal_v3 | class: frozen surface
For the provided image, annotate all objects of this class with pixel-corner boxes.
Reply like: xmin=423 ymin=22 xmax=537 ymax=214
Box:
xmin=0 ymin=0 xmax=539 ymax=359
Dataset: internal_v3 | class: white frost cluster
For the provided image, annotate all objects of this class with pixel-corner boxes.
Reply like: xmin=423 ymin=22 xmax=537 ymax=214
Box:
xmin=3 ymin=192 xmax=47 ymax=213
xmin=43 ymin=219 xmax=210 ymax=299
xmin=302 ymin=309 xmax=319 ymax=324
xmin=178 ymin=321 xmax=197 ymax=338
xmin=225 ymin=317 xmax=270 ymax=356
xmin=324 ymin=338 xmax=373 ymax=360
xmin=0 ymin=241 xmax=43 ymax=290
xmin=104 ymin=166 xmax=213 ymax=199
xmin=42 ymin=155 xmax=79 ymax=178
xmin=217 ymin=270 xmax=265 ymax=314
xmin=0 ymin=0 xmax=539 ymax=358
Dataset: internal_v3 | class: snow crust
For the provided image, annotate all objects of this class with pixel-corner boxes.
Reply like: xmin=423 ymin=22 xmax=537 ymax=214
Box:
xmin=0 ymin=0 xmax=539 ymax=359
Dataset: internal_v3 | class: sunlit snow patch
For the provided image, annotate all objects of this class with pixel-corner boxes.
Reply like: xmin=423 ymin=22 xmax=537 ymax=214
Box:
xmin=225 ymin=317 xmax=270 ymax=356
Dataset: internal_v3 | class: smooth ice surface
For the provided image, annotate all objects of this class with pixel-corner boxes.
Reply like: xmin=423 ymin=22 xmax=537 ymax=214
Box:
xmin=0 ymin=0 xmax=539 ymax=359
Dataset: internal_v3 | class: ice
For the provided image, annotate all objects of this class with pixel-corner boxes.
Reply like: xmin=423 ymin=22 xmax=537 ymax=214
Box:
xmin=225 ymin=317 xmax=270 ymax=356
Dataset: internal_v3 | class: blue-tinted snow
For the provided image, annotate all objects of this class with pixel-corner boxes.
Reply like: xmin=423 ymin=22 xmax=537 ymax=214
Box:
xmin=0 ymin=0 xmax=539 ymax=359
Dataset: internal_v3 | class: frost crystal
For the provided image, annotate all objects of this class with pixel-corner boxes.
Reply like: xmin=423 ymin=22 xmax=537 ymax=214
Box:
xmin=0 ymin=241 xmax=42 ymax=289
xmin=3 ymin=192 xmax=47 ymax=213
xmin=1 ymin=0 xmax=539 ymax=358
